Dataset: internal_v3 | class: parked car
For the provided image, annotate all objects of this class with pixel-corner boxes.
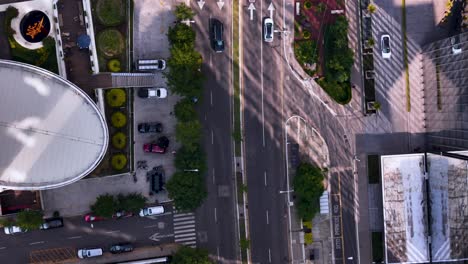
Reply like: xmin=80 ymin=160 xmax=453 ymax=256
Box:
xmin=110 ymin=243 xmax=134 ymax=254
xmin=210 ymin=18 xmax=225 ymax=53
xmin=138 ymin=122 xmax=163 ymax=133
xmin=381 ymin=34 xmax=391 ymax=59
xmin=139 ymin=206 xmax=165 ymax=217
xmin=148 ymin=166 xmax=165 ymax=193
xmin=263 ymin=17 xmax=274 ymax=42
xmin=40 ymin=217 xmax=64 ymax=230
xmin=112 ymin=211 xmax=133 ymax=219
xmin=84 ymin=214 xmax=105 ymax=222
xmin=77 ymin=248 xmax=103 ymax=259
xmin=137 ymin=88 xmax=168 ymax=99
xmin=451 ymin=35 xmax=462 ymax=54
xmin=143 ymin=136 xmax=170 ymax=154
xmin=4 ymin=226 xmax=25 ymax=235
xmin=136 ymin=59 xmax=166 ymax=71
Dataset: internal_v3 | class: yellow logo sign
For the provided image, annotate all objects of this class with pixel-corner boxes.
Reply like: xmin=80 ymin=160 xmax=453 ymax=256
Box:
xmin=26 ymin=17 xmax=45 ymax=39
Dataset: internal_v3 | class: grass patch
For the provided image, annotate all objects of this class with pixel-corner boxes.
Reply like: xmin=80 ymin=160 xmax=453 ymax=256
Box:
xmin=96 ymin=0 xmax=125 ymax=26
xmin=367 ymin=155 xmax=380 ymax=184
xmin=372 ymin=232 xmax=384 ymax=263
xmin=402 ymin=0 xmax=410 ymax=112
xmin=294 ymin=39 xmax=317 ymax=76
xmin=233 ymin=0 xmax=241 ymax=156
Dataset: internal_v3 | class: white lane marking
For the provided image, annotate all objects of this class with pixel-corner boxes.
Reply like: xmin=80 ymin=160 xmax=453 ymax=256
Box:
xmin=212 ymin=168 xmax=216 ymax=184
xmin=0 ymin=247 xmax=6 ymax=250
xmin=269 ymin=248 xmax=272 ymax=262
xmin=144 ymin=224 xmax=159 ymax=228
xmin=217 ymin=246 xmax=220 ymax=260
xmin=67 ymin=236 xmax=82 ymax=239
xmin=174 ymin=216 xmax=195 ymax=221
xmin=264 ymin=171 xmax=267 ymax=186
xmin=210 ymin=53 xmax=213 ymax=67
xmin=29 ymin=241 xmax=45 ymax=245
xmin=266 ymin=210 xmax=269 ymax=225
xmin=214 ymin=207 xmax=218 ymax=223
xmin=174 ymin=220 xmax=195 ymax=226
xmin=260 ymin=0 xmax=265 ymax=147
xmin=211 ymin=129 xmax=214 ymax=144
xmin=175 ymin=237 xmax=197 ymax=243
xmin=174 ymin=224 xmax=196 ymax=231
xmin=174 ymin=232 xmax=196 ymax=238
xmin=105 ymin=230 xmax=120 ymax=234
xmin=210 ymin=90 xmax=213 ymax=106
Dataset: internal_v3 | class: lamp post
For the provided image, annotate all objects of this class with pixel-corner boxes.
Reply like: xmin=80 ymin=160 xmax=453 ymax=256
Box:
xmin=184 ymin=169 xmax=199 ymax=172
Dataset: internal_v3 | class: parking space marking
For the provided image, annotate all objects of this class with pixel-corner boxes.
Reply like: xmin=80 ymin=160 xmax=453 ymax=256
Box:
xmin=29 ymin=241 xmax=45 ymax=245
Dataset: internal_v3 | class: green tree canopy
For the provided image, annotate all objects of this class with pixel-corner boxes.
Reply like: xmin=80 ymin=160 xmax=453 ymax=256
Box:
xmin=168 ymin=45 xmax=203 ymax=70
xmin=293 ymin=163 xmax=325 ymax=220
xmin=172 ymin=246 xmax=213 ymax=264
xmin=164 ymin=66 xmax=204 ymax=98
xmin=166 ymin=172 xmax=207 ymax=211
xmin=91 ymin=194 xmax=117 ymax=217
xmin=117 ymin=193 xmax=147 ymax=213
xmin=174 ymin=98 xmax=197 ymax=122
xmin=16 ymin=210 xmax=43 ymax=230
xmin=176 ymin=120 xmax=202 ymax=151
xmin=168 ymin=23 xmax=196 ymax=47
xmin=174 ymin=144 xmax=206 ymax=173
xmin=174 ymin=3 xmax=195 ymax=21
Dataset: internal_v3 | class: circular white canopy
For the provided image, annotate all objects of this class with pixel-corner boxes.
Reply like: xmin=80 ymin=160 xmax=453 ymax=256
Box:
xmin=0 ymin=60 xmax=108 ymax=190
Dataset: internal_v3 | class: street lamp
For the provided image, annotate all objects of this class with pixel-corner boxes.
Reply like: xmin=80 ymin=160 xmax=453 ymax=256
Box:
xmin=279 ymin=189 xmax=294 ymax=194
xmin=184 ymin=169 xmax=199 ymax=172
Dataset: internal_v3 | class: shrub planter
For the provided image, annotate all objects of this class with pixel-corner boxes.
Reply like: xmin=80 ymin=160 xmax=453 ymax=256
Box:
xmin=304 ymin=1 xmax=312 ymax=10
xmin=107 ymin=59 xmax=121 ymax=72
xmin=97 ymin=29 xmax=124 ymax=58
xmin=111 ymin=132 xmax=127 ymax=149
xmin=111 ymin=153 xmax=127 ymax=171
xmin=106 ymin=88 xmax=126 ymax=107
xmin=111 ymin=111 xmax=127 ymax=128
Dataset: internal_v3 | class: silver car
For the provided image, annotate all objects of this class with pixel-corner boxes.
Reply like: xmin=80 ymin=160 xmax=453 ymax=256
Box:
xmin=381 ymin=34 xmax=391 ymax=59
xmin=263 ymin=18 xmax=274 ymax=43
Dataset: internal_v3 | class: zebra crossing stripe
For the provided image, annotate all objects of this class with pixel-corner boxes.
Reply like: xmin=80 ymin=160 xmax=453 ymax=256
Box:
xmin=175 ymin=232 xmax=196 ymax=238
xmin=173 ymin=212 xmax=193 ymax=217
xmin=174 ymin=220 xmax=195 ymax=226
xmin=174 ymin=228 xmax=195 ymax=234
xmin=174 ymin=224 xmax=195 ymax=230
xmin=173 ymin=216 xmax=195 ymax=222
xmin=175 ymin=236 xmax=197 ymax=242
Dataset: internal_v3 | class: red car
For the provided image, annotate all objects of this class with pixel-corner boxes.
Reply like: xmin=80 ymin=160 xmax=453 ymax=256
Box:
xmin=143 ymin=143 xmax=166 ymax=154
xmin=84 ymin=214 xmax=105 ymax=222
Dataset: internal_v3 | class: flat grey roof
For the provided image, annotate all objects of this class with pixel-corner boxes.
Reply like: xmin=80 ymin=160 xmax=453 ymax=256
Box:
xmin=0 ymin=60 xmax=108 ymax=190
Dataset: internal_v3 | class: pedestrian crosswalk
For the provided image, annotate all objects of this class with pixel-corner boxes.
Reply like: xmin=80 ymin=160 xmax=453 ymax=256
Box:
xmin=173 ymin=209 xmax=197 ymax=248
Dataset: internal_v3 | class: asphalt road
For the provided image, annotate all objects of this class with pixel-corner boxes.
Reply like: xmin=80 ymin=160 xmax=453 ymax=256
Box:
xmin=0 ymin=212 xmax=175 ymax=263
xmin=191 ymin=0 xmax=238 ymax=262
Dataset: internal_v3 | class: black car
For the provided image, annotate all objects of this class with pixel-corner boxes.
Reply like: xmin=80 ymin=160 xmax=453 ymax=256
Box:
xmin=157 ymin=136 xmax=170 ymax=149
xmin=110 ymin=243 xmax=134 ymax=254
xmin=138 ymin=122 xmax=163 ymax=133
xmin=211 ymin=19 xmax=224 ymax=53
xmin=148 ymin=166 xmax=165 ymax=193
xmin=40 ymin=217 xmax=64 ymax=230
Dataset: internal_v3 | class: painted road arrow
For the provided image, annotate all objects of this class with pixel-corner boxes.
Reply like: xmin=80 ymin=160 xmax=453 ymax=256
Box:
xmin=268 ymin=2 xmax=275 ymax=18
xmin=197 ymin=0 xmax=205 ymax=10
xmin=149 ymin=233 xmax=174 ymax=242
xmin=217 ymin=0 xmax=225 ymax=10
xmin=248 ymin=3 xmax=256 ymax=21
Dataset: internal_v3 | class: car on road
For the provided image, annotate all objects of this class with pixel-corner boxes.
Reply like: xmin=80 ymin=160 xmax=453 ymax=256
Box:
xmin=138 ymin=122 xmax=163 ymax=133
xmin=110 ymin=243 xmax=134 ymax=254
xmin=40 ymin=217 xmax=64 ymax=230
xmin=210 ymin=18 xmax=225 ymax=53
xmin=112 ymin=211 xmax=133 ymax=219
xmin=263 ymin=17 xmax=274 ymax=42
xmin=143 ymin=136 xmax=170 ymax=154
xmin=84 ymin=214 xmax=105 ymax=222
xmin=77 ymin=248 xmax=103 ymax=259
xmin=451 ymin=35 xmax=462 ymax=54
xmin=4 ymin=225 xmax=26 ymax=235
xmin=381 ymin=34 xmax=391 ymax=59
xmin=139 ymin=206 xmax=165 ymax=217
xmin=137 ymin=88 xmax=168 ymax=99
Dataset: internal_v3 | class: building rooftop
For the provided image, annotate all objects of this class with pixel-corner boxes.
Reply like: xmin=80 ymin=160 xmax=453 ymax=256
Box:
xmin=381 ymin=152 xmax=468 ymax=263
xmin=0 ymin=60 xmax=108 ymax=190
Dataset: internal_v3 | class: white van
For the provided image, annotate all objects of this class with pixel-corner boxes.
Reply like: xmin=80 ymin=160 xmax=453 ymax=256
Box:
xmin=77 ymin=248 xmax=103 ymax=259
xmin=139 ymin=206 xmax=165 ymax=217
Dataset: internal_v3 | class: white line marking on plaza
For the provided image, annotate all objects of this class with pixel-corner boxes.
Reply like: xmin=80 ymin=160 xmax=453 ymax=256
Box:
xmin=29 ymin=241 xmax=45 ymax=245
xmin=266 ymin=210 xmax=269 ymax=225
xmin=214 ymin=207 xmax=218 ymax=223
xmin=67 ymin=236 xmax=82 ymax=239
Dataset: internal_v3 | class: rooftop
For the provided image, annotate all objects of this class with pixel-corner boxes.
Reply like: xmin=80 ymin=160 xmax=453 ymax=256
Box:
xmin=0 ymin=60 xmax=108 ymax=190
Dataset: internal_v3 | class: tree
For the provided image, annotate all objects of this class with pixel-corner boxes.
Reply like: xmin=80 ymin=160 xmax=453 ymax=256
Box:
xmin=176 ymin=120 xmax=202 ymax=151
xmin=174 ymin=3 xmax=195 ymax=21
xmin=16 ymin=210 xmax=43 ymax=230
xmin=367 ymin=3 xmax=377 ymax=14
xmin=293 ymin=163 xmax=325 ymax=220
xmin=172 ymin=246 xmax=213 ymax=264
xmin=166 ymin=172 xmax=207 ymax=211
xmin=164 ymin=66 xmax=204 ymax=97
xmin=91 ymin=194 xmax=117 ymax=218
xmin=174 ymin=98 xmax=197 ymax=122
xmin=0 ymin=217 xmax=14 ymax=227
xmin=168 ymin=23 xmax=196 ymax=47
xmin=117 ymin=193 xmax=147 ymax=213
xmin=168 ymin=45 xmax=202 ymax=70
xmin=174 ymin=144 xmax=206 ymax=173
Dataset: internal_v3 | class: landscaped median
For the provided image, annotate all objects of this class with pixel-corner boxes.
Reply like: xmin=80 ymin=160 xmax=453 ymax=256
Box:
xmin=294 ymin=1 xmax=353 ymax=104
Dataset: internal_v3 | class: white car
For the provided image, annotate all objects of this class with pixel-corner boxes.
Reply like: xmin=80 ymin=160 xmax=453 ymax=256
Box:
xmin=139 ymin=206 xmax=165 ymax=217
xmin=77 ymin=248 xmax=103 ymax=259
xmin=451 ymin=35 xmax=462 ymax=55
xmin=137 ymin=88 xmax=167 ymax=99
xmin=4 ymin=226 xmax=25 ymax=235
xmin=263 ymin=18 xmax=274 ymax=43
xmin=381 ymin=34 xmax=391 ymax=59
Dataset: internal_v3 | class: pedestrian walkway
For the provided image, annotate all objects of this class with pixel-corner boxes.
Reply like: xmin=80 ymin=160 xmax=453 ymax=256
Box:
xmin=111 ymin=72 xmax=157 ymax=87
xmin=172 ymin=207 xmax=197 ymax=248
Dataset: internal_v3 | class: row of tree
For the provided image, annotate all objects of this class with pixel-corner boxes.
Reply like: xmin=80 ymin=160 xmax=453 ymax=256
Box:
xmin=293 ymin=163 xmax=325 ymax=220
xmin=164 ymin=4 xmax=207 ymax=212
xmin=0 ymin=210 xmax=45 ymax=230
xmin=90 ymin=193 xmax=147 ymax=217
